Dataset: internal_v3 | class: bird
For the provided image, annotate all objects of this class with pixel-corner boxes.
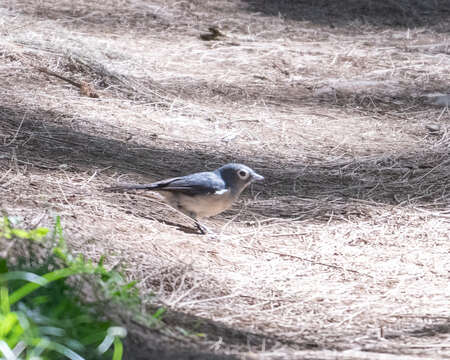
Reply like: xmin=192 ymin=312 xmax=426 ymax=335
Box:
xmin=104 ymin=163 xmax=264 ymax=234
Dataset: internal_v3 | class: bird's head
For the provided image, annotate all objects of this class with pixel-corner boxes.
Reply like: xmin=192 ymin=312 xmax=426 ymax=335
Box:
xmin=216 ymin=163 xmax=264 ymax=195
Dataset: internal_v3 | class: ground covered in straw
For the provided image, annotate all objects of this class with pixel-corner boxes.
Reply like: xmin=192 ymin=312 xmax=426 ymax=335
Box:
xmin=1 ymin=0 xmax=450 ymax=359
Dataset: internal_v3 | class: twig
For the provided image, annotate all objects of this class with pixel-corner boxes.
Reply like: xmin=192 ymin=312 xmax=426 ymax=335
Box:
xmin=390 ymin=314 xmax=450 ymax=320
xmin=266 ymin=231 xmax=308 ymax=238
xmin=239 ymin=294 xmax=299 ymax=303
xmin=399 ymin=344 xmax=450 ymax=349
xmin=178 ymin=294 xmax=239 ymax=307
xmin=200 ymin=26 xmax=225 ymax=41
xmin=4 ymin=112 xmax=27 ymax=146
xmin=243 ymin=246 xmax=373 ymax=278
xmin=80 ymin=170 xmax=98 ymax=189
xmin=37 ymin=66 xmax=81 ymax=88
xmin=0 ymin=168 xmax=13 ymax=183
xmin=247 ymin=349 xmax=428 ymax=360
xmin=36 ymin=66 xmax=99 ymax=98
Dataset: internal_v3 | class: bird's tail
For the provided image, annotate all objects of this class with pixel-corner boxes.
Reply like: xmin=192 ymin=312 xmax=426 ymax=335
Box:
xmin=103 ymin=183 xmax=157 ymax=192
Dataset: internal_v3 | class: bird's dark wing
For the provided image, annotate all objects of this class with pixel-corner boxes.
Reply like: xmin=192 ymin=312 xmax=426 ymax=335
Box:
xmin=152 ymin=171 xmax=225 ymax=196
xmin=104 ymin=172 xmax=226 ymax=195
xmin=103 ymin=177 xmax=183 ymax=193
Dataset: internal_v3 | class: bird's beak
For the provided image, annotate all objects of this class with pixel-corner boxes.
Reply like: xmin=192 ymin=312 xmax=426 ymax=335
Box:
xmin=252 ymin=173 xmax=264 ymax=181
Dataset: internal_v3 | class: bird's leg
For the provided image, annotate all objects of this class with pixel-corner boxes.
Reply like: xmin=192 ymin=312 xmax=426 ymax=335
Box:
xmin=176 ymin=207 xmax=213 ymax=235
xmin=195 ymin=221 xmax=218 ymax=238
xmin=195 ymin=220 xmax=210 ymax=235
xmin=182 ymin=209 xmax=209 ymax=235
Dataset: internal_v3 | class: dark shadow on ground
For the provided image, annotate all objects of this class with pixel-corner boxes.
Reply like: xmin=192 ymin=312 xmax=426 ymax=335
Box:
xmin=122 ymin=306 xmax=322 ymax=360
xmin=123 ymin=323 xmax=239 ymax=360
xmin=7 ymin=0 xmax=174 ymax=35
xmin=1 ymin=103 xmax=450 ymax=223
xmin=241 ymin=0 xmax=450 ymax=30
xmin=8 ymin=39 xmax=449 ymax=127
xmin=408 ymin=320 xmax=450 ymax=338
xmin=10 ymin=0 xmax=450 ymax=34
xmin=159 ymin=75 xmax=450 ymax=118
xmin=46 ymin=51 xmax=450 ymax=119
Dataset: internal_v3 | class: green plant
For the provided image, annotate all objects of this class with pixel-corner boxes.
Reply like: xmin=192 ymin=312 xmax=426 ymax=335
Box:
xmin=0 ymin=216 xmax=129 ymax=360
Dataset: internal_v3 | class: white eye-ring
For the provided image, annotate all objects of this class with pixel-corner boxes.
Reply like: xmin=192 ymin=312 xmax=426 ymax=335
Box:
xmin=238 ymin=169 xmax=249 ymax=180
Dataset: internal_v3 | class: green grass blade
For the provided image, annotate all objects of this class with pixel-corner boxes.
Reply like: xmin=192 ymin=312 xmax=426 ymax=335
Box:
xmin=112 ymin=337 xmax=123 ymax=360
xmin=9 ymin=268 xmax=85 ymax=306
xmin=49 ymin=341 xmax=85 ymax=360
xmin=0 ymin=286 xmax=10 ymax=314
xmin=0 ymin=340 xmax=15 ymax=360
xmin=0 ymin=272 xmax=49 ymax=286
xmin=97 ymin=334 xmax=114 ymax=355
xmin=0 ymin=312 xmax=19 ymax=337
xmin=98 ymin=327 xmax=127 ymax=355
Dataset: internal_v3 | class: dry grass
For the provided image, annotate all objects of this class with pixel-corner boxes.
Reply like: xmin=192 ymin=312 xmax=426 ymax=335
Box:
xmin=1 ymin=0 xmax=450 ymax=359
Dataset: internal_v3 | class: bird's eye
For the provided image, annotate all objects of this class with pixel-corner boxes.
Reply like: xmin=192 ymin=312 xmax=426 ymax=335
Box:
xmin=238 ymin=169 xmax=249 ymax=179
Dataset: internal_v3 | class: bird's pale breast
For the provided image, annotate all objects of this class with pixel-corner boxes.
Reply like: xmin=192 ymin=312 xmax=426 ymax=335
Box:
xmin=163 ymin=190 xmax=235 ymax=218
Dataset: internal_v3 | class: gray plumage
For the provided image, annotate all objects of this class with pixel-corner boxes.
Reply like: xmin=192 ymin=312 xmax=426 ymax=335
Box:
xmin=104 ymin=163 xmax=264 ymax=233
